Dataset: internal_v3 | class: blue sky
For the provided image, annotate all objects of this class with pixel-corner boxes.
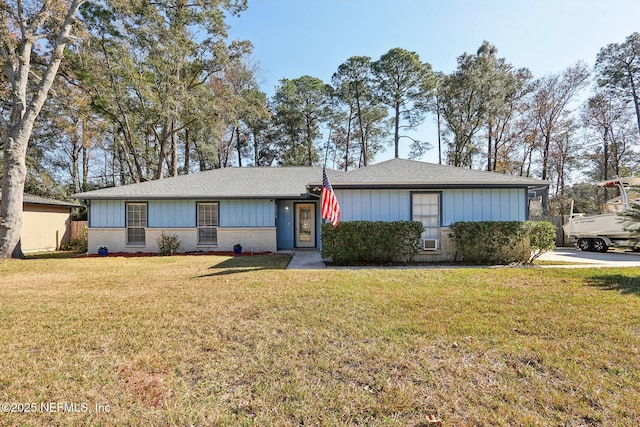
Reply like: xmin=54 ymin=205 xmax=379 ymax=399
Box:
xmin=227 ymin=1 xmax=640 ymax=165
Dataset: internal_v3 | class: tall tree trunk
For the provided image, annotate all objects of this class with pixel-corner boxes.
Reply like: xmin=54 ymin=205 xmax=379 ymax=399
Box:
xmin=118 ymin=146 xmax=127 ymax=186
xmin=627 ymin=70 xmax=640 ymax=137
xmin=97 ymin=38 xmax=144 ymax=183
xmin=0 ymin=0 xmax=85 ymax=258
xmin=193 ymin=140 xmax=207 ymax=171
xmin=253 ymin=129 xmax=259 ymax=166
xmin=82 ymin=145 xmax=89 ymax=192
xmin=110 ymin=144 xmax=117 ymax=187
xmin=609 ymin=127 xmax=620 ymax=178
xmin=170 ymin=118 xmax=178 ymax=177
xmin=81 ymin=118 xmax=89 ymax=191
xmin=305 ymin=120 xmax=313 ymax=166
xmin=355 ymin=86 xmax=368 ymax=167
xmin=223 ymin=128 xmax=234 ymax=168
xmin=120 ymin=115 xmax=145 ymax=182
xmin=344 ymin=106 xmax=353 ymax=171
xmin=487 ymin=117 xmax=493 ymax=171
xmin=115 ymin=135 xmax=136 ymax=183
xmin=541 ymin=133 xmax=551 ymax=215
xmin=236 ymin=127 xmax=243 ymax=167
xmin=155 ymin=125 xmax=168 ymax=179
xmin=436 ymin=96 xmax=442 ymax=165
xmin=394 ymin=102 xmax=400 ymax=158
xmin=1 ymin=131 xmax=29 ymax=259
xmin=603 ymin=127 xmax=609 ymax=200
xmin=71 ymin=131 xmax=81 ymax=194
xmin=492 ymin=119 xmax=505 ymax=172
xmin=183 ymin=129 xmax=190 ymax=174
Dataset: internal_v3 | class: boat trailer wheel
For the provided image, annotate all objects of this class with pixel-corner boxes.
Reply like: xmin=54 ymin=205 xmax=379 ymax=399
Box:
xmin=577 ymin=238 xmax=592 ymax=251
xmin=577 ymin=238 xmax=608 ymax=253
xmin=592 ymin=238 xmax=608 ymax=253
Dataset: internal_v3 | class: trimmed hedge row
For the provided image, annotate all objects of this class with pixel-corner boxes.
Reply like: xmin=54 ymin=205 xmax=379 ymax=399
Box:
xmin=321 ymin=221 xmax=424 ymax=265
xmin=450 ymin=220 xmax=556 ymax=265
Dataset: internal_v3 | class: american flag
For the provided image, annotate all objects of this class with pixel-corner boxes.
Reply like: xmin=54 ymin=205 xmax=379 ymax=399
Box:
xmin=321 ymin=168 xmax=341 ymax=227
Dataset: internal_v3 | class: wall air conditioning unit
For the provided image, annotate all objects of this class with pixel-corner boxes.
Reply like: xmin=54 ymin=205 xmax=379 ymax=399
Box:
xmin=422 ymin=239 xmax=439 ymax=251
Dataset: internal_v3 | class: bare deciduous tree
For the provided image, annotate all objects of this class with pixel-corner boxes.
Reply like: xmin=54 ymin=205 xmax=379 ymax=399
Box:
xmin=0 ymin=0 xmax=87 ymax=258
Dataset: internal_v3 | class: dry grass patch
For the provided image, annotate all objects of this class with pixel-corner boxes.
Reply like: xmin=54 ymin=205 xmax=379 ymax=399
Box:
xmin=0 ymin=257 xmax=639 ymax=426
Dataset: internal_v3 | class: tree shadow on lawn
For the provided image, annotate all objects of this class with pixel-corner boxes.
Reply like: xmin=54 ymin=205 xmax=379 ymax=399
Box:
xmin=197 ymin=253 xmax=292 ymax=277
xmin=587 ymin=274 xmax=640 ymax=296
xmin=24 ymin=251 xmax=85 ymax=260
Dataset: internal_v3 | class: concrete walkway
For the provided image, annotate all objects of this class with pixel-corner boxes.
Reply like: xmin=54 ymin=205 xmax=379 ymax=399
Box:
xmin=284 ymin=249 xmax=326 ymax=269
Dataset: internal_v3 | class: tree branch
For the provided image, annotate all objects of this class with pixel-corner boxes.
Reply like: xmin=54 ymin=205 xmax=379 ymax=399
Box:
xmin=25 ymin=0 xmax=54 ymax=37
xmin=24 ymin=0 xmax=86 ymax=127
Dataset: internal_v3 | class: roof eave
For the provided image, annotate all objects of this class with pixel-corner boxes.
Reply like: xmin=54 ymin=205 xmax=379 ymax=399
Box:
xmin=24 ymin=201 xmax=82 ymax=208
xmin=325 ymin=182 xmax=549 ymax=190
xmin=74 ymin=193 xmax=312 ymax=201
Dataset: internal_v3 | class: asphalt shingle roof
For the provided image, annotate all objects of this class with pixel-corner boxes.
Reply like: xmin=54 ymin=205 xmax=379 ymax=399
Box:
xmin=325 ymin=158 xmax=547 ymax=187
xmin=73 ymin=167 xmax=345 ymax=200
xmin=73 ymin=159 xmax=547 ymax=200
xmin=0 ymin=191 xmax=81 ymax=208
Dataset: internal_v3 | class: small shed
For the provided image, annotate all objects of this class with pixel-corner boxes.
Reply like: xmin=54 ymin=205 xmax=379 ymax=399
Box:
xmin=0 ymin=192 xmax=81 ymax=253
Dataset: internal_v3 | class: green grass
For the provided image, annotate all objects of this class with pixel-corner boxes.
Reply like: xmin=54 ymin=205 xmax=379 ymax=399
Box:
xmin=0 ymin=255 xmax=639 ymax=425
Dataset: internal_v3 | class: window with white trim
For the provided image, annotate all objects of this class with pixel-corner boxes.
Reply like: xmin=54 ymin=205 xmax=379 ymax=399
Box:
xmin=126 ymin=203 xmax=147 ymax=245
xmin=412 ymin=193 xmax=441 ymax=241
xmin=197 ymin=202 xmax=218 ymax=245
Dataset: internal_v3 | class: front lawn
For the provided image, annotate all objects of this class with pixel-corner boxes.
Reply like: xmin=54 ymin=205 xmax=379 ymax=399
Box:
xmin=0 ymin=256 xmax=639 ymax=425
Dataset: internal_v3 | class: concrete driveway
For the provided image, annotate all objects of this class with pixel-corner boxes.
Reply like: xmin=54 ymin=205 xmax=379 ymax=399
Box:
xmin=283 ymin=248 xmax=640 ymax=269
xmin=537 ymin=247 xmax=640 ymax=267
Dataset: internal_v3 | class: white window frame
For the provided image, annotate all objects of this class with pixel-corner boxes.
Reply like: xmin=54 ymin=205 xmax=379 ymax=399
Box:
xmin=412 ymin=192 xmax=441 ymax=245
xmin=126 ymin=202 xmax=147 ymax=245
xmin=197 ymin=202 xmax=219 ymax=245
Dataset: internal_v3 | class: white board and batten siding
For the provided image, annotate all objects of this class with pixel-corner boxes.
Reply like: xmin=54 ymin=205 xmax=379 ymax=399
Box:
xmin=89 ymin=199 xmax=276 ymax=228
xmin=335 ymin=188 xmax=527 ymax=224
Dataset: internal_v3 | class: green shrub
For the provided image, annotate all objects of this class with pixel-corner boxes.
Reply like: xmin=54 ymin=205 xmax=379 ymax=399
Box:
xmin=60 ymin=237 xmax=88 ymax=253
xmin=321 ymin=221 xmax=423 ymax=265
xmin=450 ymin=220 xmax=556 ymax=265
xmin=157 ymin=231 xmax=182 ymax=256
xmin=60 ymin=225 xmax=88 ymax=253
xmin=450 ymin=221 xmax=529 ymax=265
xmin=524 ymin=220 xmax=556 ymax=262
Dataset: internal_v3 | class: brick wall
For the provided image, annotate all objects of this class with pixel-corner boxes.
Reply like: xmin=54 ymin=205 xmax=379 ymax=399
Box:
xmin=217 ymin=228 xmax=277 ymax=252
xmin=88 ymin=227 xmax=277 ymax=254
xmin=413 ymin=227 xmax=457 ymax=262
xmin=89 ymin=228 xmax=126 ymax=254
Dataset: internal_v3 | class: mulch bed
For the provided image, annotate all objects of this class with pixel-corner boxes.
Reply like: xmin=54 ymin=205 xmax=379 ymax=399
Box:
xmin=85 ymin=251 xmax=273 ymax=258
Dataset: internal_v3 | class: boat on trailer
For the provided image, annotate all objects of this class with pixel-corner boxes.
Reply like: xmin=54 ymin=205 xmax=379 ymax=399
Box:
xmin=563 ymin=177 xmax=640 ymax=252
